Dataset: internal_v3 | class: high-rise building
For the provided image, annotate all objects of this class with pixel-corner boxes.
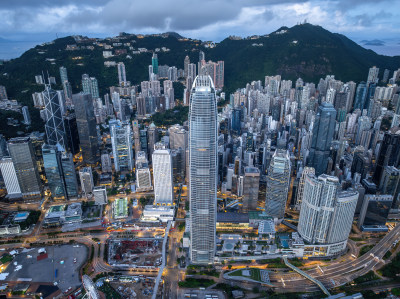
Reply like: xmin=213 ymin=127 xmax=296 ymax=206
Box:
xmin=152 ymin=144 xmax=174 ymax=205
xmin=242 ymin=167 xmax=260 ymax=212
xmin=0 ymin=85 xmax=8 ymax=100
xmin=0 ymin=157 xmax=21 ymax=196
xmin=353 ymin=82 xmax=368 ymax=110
xmin=308 ymin=102 xmax=337 ymax=175
xmin=152 ymin=53 xmax=158 ymax=75
xmin=22 ymin=106 xmax=31 ymax=125
xmin=8 ymin=137 xmax=42 ymax=200
xmin=373 ymin=130 xmax=400 ymax=184
xmin=101 ymin=152 xmax=112 ymax=173
xmin=109 ymin=120 xmax=133 ymax=172
xmin=59 ymin=66 xmax=68 ymax=83
xmin=358 ymin=194 xmax=393 ymax=231
xmin=43 ymin=84 xmax=67 ymax=149
xmin=367 ymin=66 xmax=379 ymax=85
xmin=265 ymin=149 xmax=291 ymax=219
xmin=298 ymin=174 xmax=358 ymax=254
xmin=63 ymin=114 xmax=80 ymax=155
xmin=184 ymin=56 xmax=190 ymax=78
xmin=117 ymin=62 xmax=127 ymax=86
xmin=189 ymin=75 xmax=217 ymax=264
xmin=93 ymin=186 xmax=107 ymax=205
xmin=295 ymin=167 xmax=315 ymax=209
xmin=136 ymin=152 xmax=152 ymax=191
xmin=73 ymin=93 xmax=99 ymax=163
xmin=79 ymin=167 xmax=94 ymax=197
xmin=82 ymin=74 xmax=99 ymax=99
xmin=42 ymin=144 xmax=66 ymax=200
xmin=60 ymin=151 xmax=79 ymax=199
xmin=379 ymin=166 xmax=400 ymax=208
xmin=169 ymin=124 xmax=188 ymax=150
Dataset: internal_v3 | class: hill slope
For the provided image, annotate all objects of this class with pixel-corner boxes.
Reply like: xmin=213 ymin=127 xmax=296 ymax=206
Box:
xmin=0 ymin=23 xmax=399 ymax=106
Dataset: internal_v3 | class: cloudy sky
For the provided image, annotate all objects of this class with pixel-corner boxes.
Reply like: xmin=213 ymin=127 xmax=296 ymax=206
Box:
xmin=0 ymin=0 xmax=399 ymax=57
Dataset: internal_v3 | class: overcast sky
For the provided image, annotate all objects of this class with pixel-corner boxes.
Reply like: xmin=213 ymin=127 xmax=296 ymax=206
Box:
xmin=0 ymin=0 xmax=399 ymax=54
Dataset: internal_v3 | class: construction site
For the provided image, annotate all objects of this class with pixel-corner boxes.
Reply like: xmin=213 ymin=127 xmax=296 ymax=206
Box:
xmin=107 ymin=238 xmax=162 ymax=269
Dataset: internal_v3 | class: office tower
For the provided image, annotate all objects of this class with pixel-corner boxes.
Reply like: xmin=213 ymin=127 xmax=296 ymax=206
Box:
xmin=379 ymin=166 xmax=400 ymax=208
xmin=140 ymin=129 xmax=148 ymax=154
xmin=109 ymin=120 xmax=133 ymax=172
xmin=373 ymin=130 xmax=400 ymax=184
xmin=43 ymin=84 xmax=66 ymax=149
xmin=152 ymin=144 xmax=174 ymax=205
xmin=171 ymin=148 xmax=185 ymax=183
xmin=63 ymin=114 xmax=80 ymax=155
xmin=73 ymin=93 xmax=98 ymax=162
xmin=189 ymin=75 xmax=217 ymax=264
xmin=199 ymin=50 xmax=205 ymax=62
xmin=353 ymin=82 xmax=367 ymax=110
xmin=367 ymin=66 xmax=379 ymax=85
xmin=132 ymin=119 xmax=141 ymax=153
xmin=152 ymin=53 xmax=158 ymax=75
xmin=214 ymin=61 xmax=224 ymax=89
xmin=147 ymin=124 xmax=159 ymax=158
xmin=22 ymin=106 xmax=31 ymax=125
xmin=62 ymin=81 xmax=73 ymax=107
xmin=101 ymin=153 xmax=112 ymax=173
xmin=358 ymin=194 xmax=393 ymax=231
xmin=0 ymin=85 xmax=8 ymax=100
xmin=82 ymin=74 xmax=99 ymax=99
xmin=381 ymin=69 xmax=390 ymax=83
xmin=136 ymin=152 xmax=152 ymax=191
xmin=265 ymin=149 xmax=291 ymax=219
xmin=59 ymin=66 xmax=68 ymax=83
xmin=187 ymin=63 xmax=196 ymax=81
xmin=184 ymin=55 xmax=190 ymax=78
xmin=42 ymin=144 xmax=66 ymax=200
xmin=79 ymin=167 xmax=94 ymax=197
xmin=169 ymin=124 xmax=188 ymax=150
xmin=231 ymin=107 xmax=242 ymax=135
xmin=308 ymin=102 xmax=337 ymax=175
xmin=60 ymin=151 xmax=79 ymax=199
xmin=295 ymin=166 xmax=315 ymax=209
xmin=0 ymin=135 xmax=9 ymax=158
xmin=93 ymin=186 xmax=107 ymax=205
xmin=8 ymin=137 xmax=42 ymax=200
xmin=0 ymin=158 xmax=21 ymax=196
xmin=242 ymin=167 xmax=260 ymax=212
xmin=298 ymin=174 xmax=357 ymax=248
xmin=117 ymin=62 xmax=127 ymax=86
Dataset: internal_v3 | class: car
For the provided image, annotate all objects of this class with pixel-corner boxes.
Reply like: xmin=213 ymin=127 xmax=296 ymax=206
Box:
xmin=73 ymin=258 xmax=77 ymax=263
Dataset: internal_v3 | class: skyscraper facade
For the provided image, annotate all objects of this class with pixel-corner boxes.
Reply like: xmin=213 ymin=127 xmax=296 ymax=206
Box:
xmin=242 ymin=167 xmax=260 ymax=212
xmin=308 ymin=102 xmax=337 ymax=175
xmin=42 ymin=144 xmax=66 ymax=200
xmin=152 ymin=53 xmax=158 ymax=75
xmin=8 ymin=137 xmax=42 ymax=200
xmin=265 ymin=149 xmax=291 ymax=219
xmin=59 ymin=66 xmax=68 ymax=83
xmin=73 ymin=93 xmax=99 ymax=162
xmin=79 ymin=167 xmax=94 ymax=197
xmin=0 ymin=157 xmax=21 ymax=196
xmin=152 ymin=144 xmax=174 ymax=205
xmin=109 ymin=120 xmax=133 ymax=172
xmin=117 ymin=62 xmax=127 ymax=86
xmin=43 ymin=84 xmax=67 ymax=149
xmin=189 ymin=75 xmax=217 ymax=264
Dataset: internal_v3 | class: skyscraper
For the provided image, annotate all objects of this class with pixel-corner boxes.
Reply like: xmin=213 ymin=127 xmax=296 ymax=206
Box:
xmin=79 ymin=167 xmax=94 ymax=197
xmin=117 ymin=62 xmax=127 ymax=86
xmin=60 ymin=151 xmax=79 ymax=199
xmin=22 ymin=106 xmax=31 ymax=125
xmin=43 ymin=84 xmax=66 ymax=149
xmin=59 ymin=66 xmax=68 ymax=84
xmin=373 ymin=130 xmax=400 ymax=184
xmin=8 ymin=137 xmax=42 ymax=200
xmin=189 ymin=75 xmax=217 ymax=264
xmin=152 ymin=144 xmax=174 ymax=205
xmin=367 ymin=66 xmax=379 ymax=85
xmin=109 ymin=119 xmax=133 ymax=172
xmin=73 ymin=93 xmax=99 ymax=163
xmin=242 ymin=167 xmax=260 ymax=212
xmin=308 ymin=102 xmax=337 ymax=175
xmin=265 ymin=149 xmax=291 ymax=219
xmin=298 ymin=174 xmax=358 ymax=254
xmin=184 ymin=55 xmax=190 ymax=78
xmin=152 ymin=53 xmax=158 ymax=75
xmin=0 ymin=157 xmax=21 ymax=197
xmin=353 ymin=82 xmax=367 ymax=110
xmin=295 ymin=166 xmax=315 ymax=209
xmin=358 ymin=194 xmax=392 ymax=231
xmin=82 ymin=74 xmax=99 ymax=99
xmin=42 ymin=144 xmax=66 ymax=200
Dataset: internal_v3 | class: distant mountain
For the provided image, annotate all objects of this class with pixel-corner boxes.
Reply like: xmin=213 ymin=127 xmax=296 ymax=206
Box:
xmin=0 ymin=23 xmax=399 ymax=108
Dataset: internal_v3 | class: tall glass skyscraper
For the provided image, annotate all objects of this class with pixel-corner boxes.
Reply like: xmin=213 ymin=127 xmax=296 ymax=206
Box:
xmin=73 ymin=93 xmax=99 ymax=163
xmin=109 ymin=119 xmax=133 ymax=172
xmin=265 ymin=149 xmax=291 ymax=219
xmin=42 ymin=144 xmax=66 ymax=200
xmin=152 ymin=53 xmax=158 ymax=75
xmin=43 ymin=84 xmax=67 ymax=149
xmin=307 ymin=102 xmax=337 ymax=175
xmin=189 ymin=75 xmax=217 ymax=264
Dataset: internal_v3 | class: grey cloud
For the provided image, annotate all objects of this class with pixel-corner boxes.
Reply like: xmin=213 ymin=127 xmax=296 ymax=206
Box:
xmin=353 ymin=10 xmax=392 ymax=27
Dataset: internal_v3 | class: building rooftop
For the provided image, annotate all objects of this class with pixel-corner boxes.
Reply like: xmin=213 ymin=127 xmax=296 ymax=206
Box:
xmin=217 ymin=212 xmax=249 ymax=223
